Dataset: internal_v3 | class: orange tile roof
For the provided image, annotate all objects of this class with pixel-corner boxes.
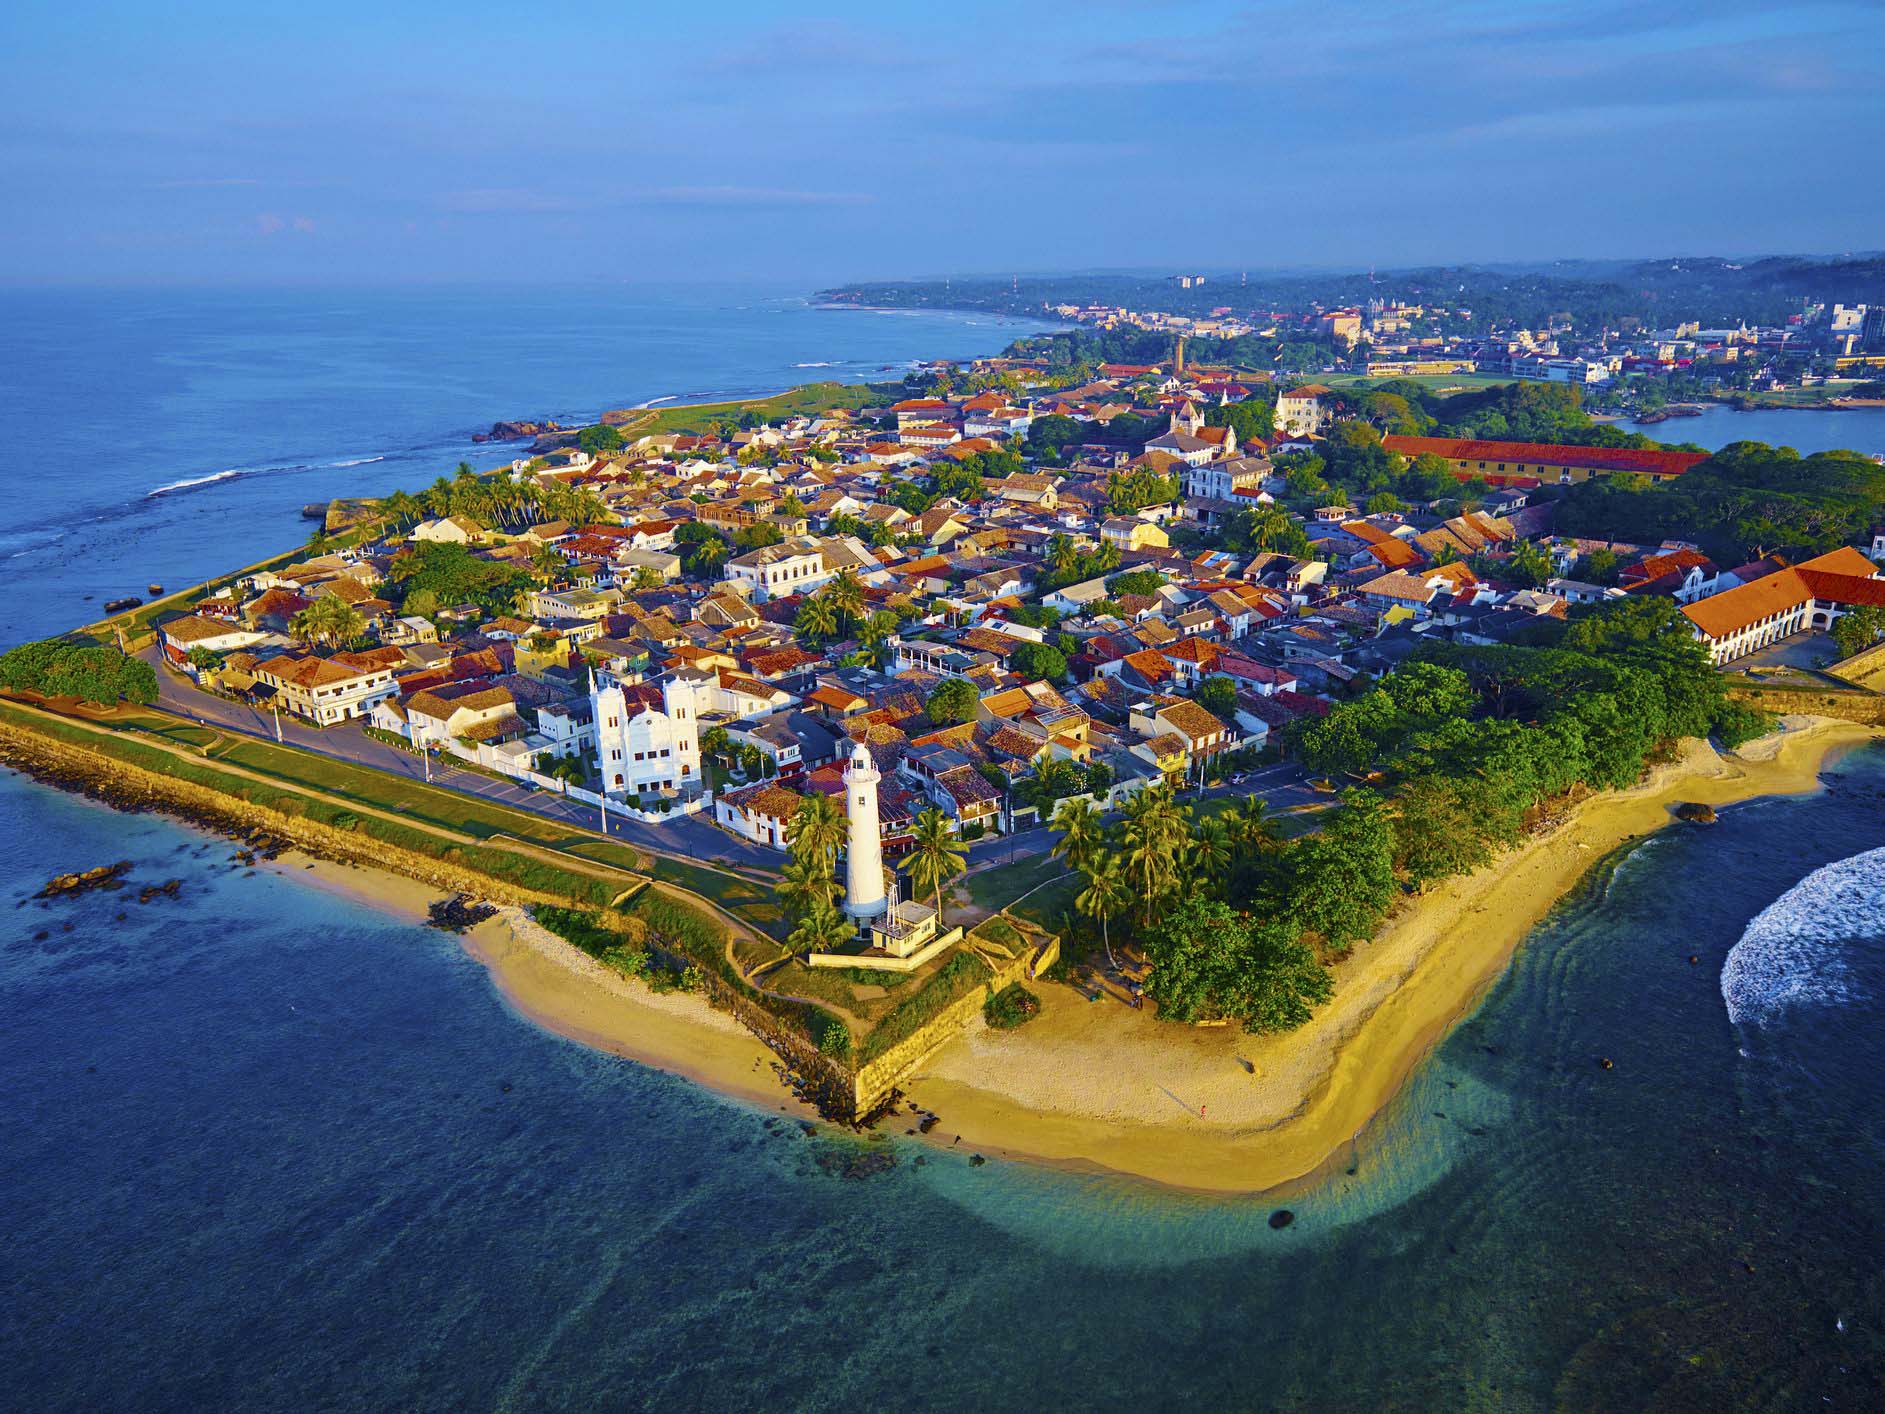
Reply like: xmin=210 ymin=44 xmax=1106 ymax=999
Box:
xmin=1382 ymin=434 xmax=1708 ymax=479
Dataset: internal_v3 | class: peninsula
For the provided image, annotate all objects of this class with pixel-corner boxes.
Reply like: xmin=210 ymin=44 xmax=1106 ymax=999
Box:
xmin=7 ymin=286 xmax=1885 ymax=1191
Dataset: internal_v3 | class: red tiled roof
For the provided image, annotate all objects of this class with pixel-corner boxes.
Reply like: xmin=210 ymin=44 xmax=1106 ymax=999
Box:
xmin=1382 ymin=435 xmax=1708 ymax=479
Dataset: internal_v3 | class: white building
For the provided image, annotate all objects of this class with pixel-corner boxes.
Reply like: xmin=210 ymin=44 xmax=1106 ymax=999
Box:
xmin=590 ymin=674 xmax=701 ymax=797
xmin=726 ymin=538 xmax=830 ymax=603
xmin=1275 ymin=384 xmax=1333 ymax=436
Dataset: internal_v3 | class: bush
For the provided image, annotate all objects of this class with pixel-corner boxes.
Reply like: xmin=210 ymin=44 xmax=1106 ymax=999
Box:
xmin=1711 ymin=699 xmax=1776 ymax=750
xmin=984 ymin=983 xmax=1040 ymax=1029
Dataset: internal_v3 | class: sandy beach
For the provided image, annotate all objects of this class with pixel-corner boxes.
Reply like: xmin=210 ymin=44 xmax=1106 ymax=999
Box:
xmin=259 ymin=716 xmax=1877 ymax=1194
xmin=901 ymin=715 xmax=1881 ymax=1193
xmin=270 ymin=852 xmax=813 ymax=1120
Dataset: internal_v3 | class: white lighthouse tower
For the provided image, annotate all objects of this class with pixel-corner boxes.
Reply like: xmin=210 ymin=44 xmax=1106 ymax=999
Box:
xmin=842 ymin=741 xmax=887 ymax=924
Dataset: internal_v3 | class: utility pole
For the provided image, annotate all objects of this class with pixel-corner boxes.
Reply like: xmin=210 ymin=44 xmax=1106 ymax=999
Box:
xmin=271 ymin=702 xmax=283 ymax=743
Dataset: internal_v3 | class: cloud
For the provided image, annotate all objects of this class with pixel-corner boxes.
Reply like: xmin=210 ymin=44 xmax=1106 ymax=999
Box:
xmin=254 ymin=212 xmax=316 ymax=235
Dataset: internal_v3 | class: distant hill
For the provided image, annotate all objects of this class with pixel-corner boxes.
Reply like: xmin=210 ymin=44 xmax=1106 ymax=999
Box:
xmin=817 ymin=254 xmax=1885 ymax=331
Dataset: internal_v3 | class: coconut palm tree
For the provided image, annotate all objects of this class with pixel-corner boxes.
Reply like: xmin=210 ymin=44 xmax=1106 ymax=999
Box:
xmin=902 ymin=807 xmax=968 ymax=924
xmin=290 ymin=595 xmax=365 ymax=650
xmin=529 ymin=544 xmax=566 ymax=586
xmin=1050 ymin=796 xmax=1105 ymax=875
xmin=779 ymin=853 xmax=833 ymax=918
xmin=1075 ymin=852 xmax=1130 ymax=970
xmin=785 ymin=794 xmax=848 ymax=878
xmin=1226 ymin=795 xmax=1278 ymax=855
xmin=1121 ymin=785 xmax=1189 ymax=928
xmin=1189 ymin=818 xmax=1233 ymax=897
xmin=379 ymin=489 xmax=423 ymax=531
xmin=423 ymin=476 xmax=456 ymax=517
xmin=789 ymin=895 xmax=855 ymax=955
xmin=826 ymin=570 xmax=865 ymax=632
xmin=856 ymin=610 xmax=898 ymax=668
xmin=795 ymin=594 xmax=839 ymax=647
xmin=688 ymin=535 xmax=731 ymax=579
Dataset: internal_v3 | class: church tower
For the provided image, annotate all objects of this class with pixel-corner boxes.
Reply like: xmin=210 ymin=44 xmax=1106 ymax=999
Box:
xmin=842 ymin=742 xmax=887 ymax=923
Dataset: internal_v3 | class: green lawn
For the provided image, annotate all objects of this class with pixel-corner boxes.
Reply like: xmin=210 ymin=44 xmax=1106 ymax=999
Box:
xmin=963 ymin=853 xmax=1071 ymax=914
xmin=0 ymin=702 xmax=636 ymax=908
xmin=622 ymin=381 xmax=899 ymax=437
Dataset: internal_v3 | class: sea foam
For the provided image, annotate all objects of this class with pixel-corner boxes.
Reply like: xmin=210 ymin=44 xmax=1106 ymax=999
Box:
xmin=1721 ymin=846 xmax=1885 ymax=1024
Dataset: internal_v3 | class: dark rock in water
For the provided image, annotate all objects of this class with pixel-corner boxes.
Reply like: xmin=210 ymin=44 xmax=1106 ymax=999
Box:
xmin=969 ymin=1154 xmax=987 ymax=1167
xmin=1674 ymin=802 xmax=1718 ymax=825
xmin=917 ymin=1114 xmax=940 ymax=1134
xmin=812 ymin=1145 xmax=897 ymax=1180
xmin=1599 ymin=1057 xmax=1615 ymax=1071
xmin=1269 ymin=1209 xmax=1295 ymax=1230
xmin=426 ymin=894 xmax=497 ymax=932
xmin=37 ymin=861 xmax=133 ymax=899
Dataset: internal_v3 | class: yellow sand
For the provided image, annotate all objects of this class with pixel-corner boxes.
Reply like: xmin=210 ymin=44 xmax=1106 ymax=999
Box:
xmin=263 ymin=716 xmax=1877 ymax=1193
xmin=270 ymin=854 xmax=811 ymax=1118
xmin=901 ymin=716 xmax=1880 ymax=1192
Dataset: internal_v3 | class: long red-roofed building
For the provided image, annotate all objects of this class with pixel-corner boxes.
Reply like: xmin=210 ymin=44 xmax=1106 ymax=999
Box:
xmin=1382 ymin=435 xmax=1709 ymax=484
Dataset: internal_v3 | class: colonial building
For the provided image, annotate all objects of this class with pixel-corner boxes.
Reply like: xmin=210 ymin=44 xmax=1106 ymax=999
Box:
xmin=1681 ymin=548 xmax=1885 ymax=663
xmin=1380 ymin=435 xmax=1709 ymax=485
xmin=590 ymin=673 xmax=701 ymax=797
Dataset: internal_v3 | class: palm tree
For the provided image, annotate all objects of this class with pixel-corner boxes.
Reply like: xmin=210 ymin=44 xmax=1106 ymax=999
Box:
xmin=1075 ymin=852 xmax=1130 ymax=970
xmin=1121 ymin=785 xmax=1189 ymax=928
xmin=857 ymin=610 xmax=898 ymax=668
xmin=779 ymin=854 xmax=832 ymax=918
xmin=290 ymin=595 xmax=365 ymax=650
xmin=1189 ymin=818 xmax=1233 ymax=896
xmin=826 ymin=569 xmax=865 ymax=632
xmin=1050 ymin=796 xmax=1105 ymax=875
xmin=423 ymin=476 xmax=455 ymax=518
xmin=789 ymin=896 xmax=855 ymax=955
xmin=689 ymin=535 xmax=731 ymax=578
xmin=902 ymin=807 xmax=969 ymax=925
xmin=380 ymin=489 xmax=423 ymax=531
xmin=1226 ymin=796 xmax=1278 ymax=855
xmin=795 ymin=594 xmax=839 ymax=647
xmin=785 ymin=794 xmax=848 ymax=880
xmin=529 ymin=545 xmax=566 ymax=586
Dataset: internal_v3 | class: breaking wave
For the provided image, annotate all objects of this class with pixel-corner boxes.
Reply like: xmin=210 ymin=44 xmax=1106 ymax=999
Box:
xmin=1721 ymin=846 xmax=1885 ymax=1025
xmin=147 ymin=468 xmax=250 ymax=496
xmin=147 ymin=452 xmax=387 ymax=497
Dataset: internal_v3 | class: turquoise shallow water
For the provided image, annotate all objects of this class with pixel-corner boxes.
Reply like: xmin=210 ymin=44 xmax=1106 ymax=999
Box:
xmin=5 ymin=747 xmax=1884 ymax=1410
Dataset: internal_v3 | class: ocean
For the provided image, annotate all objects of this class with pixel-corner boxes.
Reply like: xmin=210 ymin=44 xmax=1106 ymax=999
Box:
xmin=0 ymin=284 xmax=1061 ymax=644
xmin=4 ymin=288 xmax=1885 ymax=1409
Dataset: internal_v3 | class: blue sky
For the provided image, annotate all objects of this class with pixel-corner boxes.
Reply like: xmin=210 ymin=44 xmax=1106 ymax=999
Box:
xmin=4 ymin=0 xmax=1882 ymax=284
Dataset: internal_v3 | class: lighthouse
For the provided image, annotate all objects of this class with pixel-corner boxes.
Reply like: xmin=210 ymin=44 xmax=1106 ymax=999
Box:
xmin=842 ymin=741 xmax=887 ymax=923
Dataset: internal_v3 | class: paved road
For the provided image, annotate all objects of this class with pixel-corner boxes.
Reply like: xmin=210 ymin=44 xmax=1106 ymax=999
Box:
xmin=140 ymin=649 xmax=779 ymax=872
xmin=142 ymin=649 xmax=1317 ymax=881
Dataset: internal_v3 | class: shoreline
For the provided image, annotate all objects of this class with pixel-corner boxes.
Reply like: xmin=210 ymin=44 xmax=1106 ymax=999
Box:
xmin=7 ymin=704 xmax=1876 ymax=1191
xmin=271 ymin=849 xmax=817 ymax=1120
xmin=894 ymin=716 xmax=1881 ymax=1193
